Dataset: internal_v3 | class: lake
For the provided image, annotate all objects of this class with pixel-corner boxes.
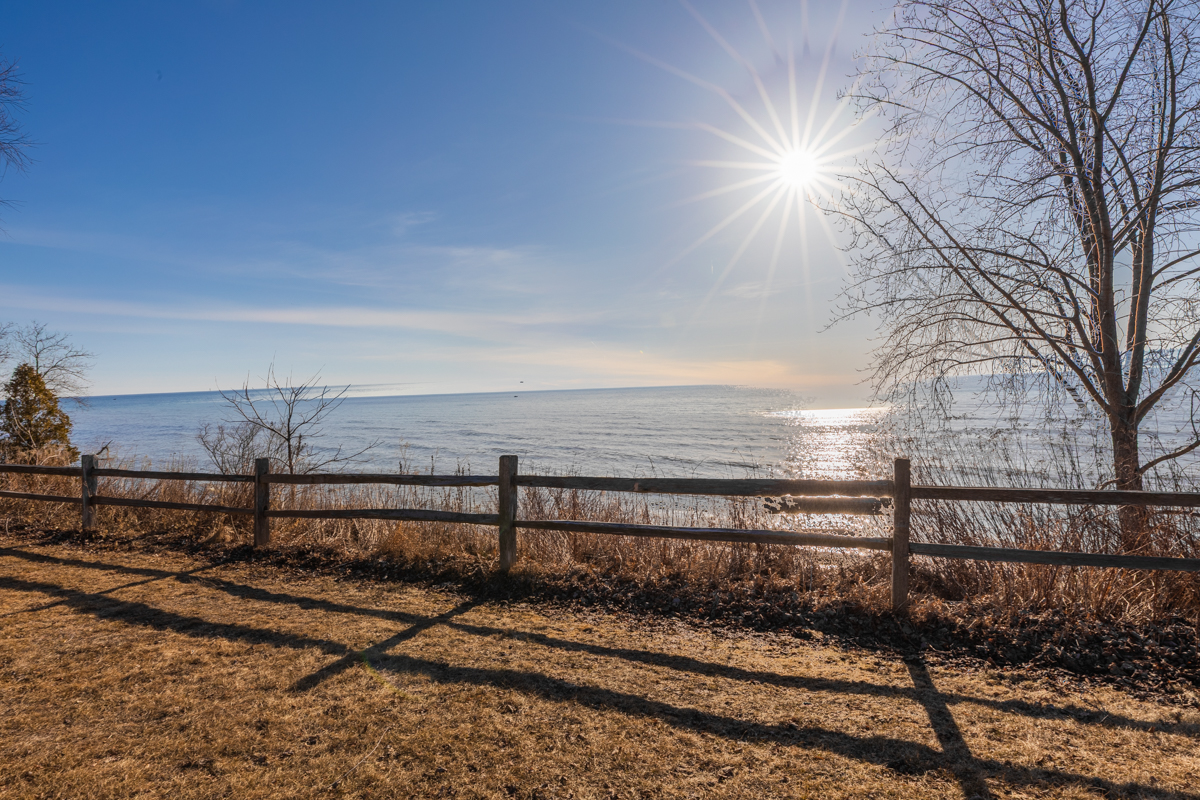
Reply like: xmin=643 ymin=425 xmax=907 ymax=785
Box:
xmin=65 ymin=385 xmax=888 ymax=479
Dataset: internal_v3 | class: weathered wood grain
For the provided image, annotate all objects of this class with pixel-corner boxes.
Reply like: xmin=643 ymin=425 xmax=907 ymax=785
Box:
xmin=516 ymin=518 xmax=893 ymax=550
xmin=912 ymin=485 xmax=1200 ymax=507
xmin=0 ymin=464 xmax=82 ymax=477
xmin=81 ymin=454 xmax=98 ymax=529
xmin=90 ymin=495 xmax=251 ymax=515
xmin=891 ymin=458 xmax=912 ymax=614
xmin=0 ymin=489 xmax=81 ymax=504
xmin=765 ymin=496 xmax=886 ymax=515
xmin=263 ymin=473 xmax=498 ymax=487
xmin=266 ymin=508 xmax=499 ymax=525
xmin=515 ymin=476 xmax=894 ymax=497
xmin=498 ymin=455 xmax=518 ymax=572
xmin=909 ymin=542 xmax=1200 ymax=572
xmin=254 ymin=458 xmax=271 ymax=547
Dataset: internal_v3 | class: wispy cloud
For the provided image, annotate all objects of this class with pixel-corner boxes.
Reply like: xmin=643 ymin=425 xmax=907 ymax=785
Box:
xmin=6 ymin=222 xmax=586 ymax=300
xmin=0 ymin=286 xmax=595 ymax=339
xmin=0 ymin=286 xmax=851 ymax=394
xmin=481 ymin=343 xmax=845 ymax=388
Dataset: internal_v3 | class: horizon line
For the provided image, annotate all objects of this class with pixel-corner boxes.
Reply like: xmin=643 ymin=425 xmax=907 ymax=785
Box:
xmin=68 ymin=382 xmax=793 ymax=403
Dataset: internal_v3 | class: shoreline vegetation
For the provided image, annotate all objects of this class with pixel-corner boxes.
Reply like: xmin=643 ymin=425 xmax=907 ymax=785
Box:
xmin=1 ymin=438 xmax=1198 ymax=704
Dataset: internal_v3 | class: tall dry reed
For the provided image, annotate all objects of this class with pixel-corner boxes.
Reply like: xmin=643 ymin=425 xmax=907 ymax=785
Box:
xmin=2 ymin=433 xmax=1197 ymax=627
xmin=875 ymin=415 xmax=1200 ymax=624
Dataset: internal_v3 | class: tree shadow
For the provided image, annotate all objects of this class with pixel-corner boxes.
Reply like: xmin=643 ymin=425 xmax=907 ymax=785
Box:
xmin=332 ymin=646 xmax=1192 ymax=799
xmin=0 ymin=560 xmax=217 ymax=617
xmin=290 ymin=598 xmax=481 ymax=692
xmin=1 ymin=546 xmax=1189 ymax=739
xmin=0 ymin=561 xmax=1195 ymax=798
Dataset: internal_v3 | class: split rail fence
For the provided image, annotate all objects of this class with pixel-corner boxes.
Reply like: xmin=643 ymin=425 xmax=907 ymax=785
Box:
xmin=2 ymin=455 xmax=1199 ymax=612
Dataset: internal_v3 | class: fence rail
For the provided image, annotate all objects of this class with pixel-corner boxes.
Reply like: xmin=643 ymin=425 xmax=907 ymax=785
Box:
xmin=515 ymin=475 xmax=892 ymax=497
xmin=911 ymin=485 xmax=1200 ymax=507
xmin=1 ymin=464 xmax=82 ymax=477
xmin=3 ymin=455 xmax=1199 ymax=612
xmin=908 ymin=542 xmax=1200 ymax=572
xmin=265 ymin=473 xmax=499 ymax=487
xmin=517 ymin=519 xmax=894 ymax=550
xmin=91 ymin=495 xmax=253 ymax=516
xmin=93 ymin=468 xmax=254 ymax=483
xmin=0 ymin=489 xmax=81 ymax=504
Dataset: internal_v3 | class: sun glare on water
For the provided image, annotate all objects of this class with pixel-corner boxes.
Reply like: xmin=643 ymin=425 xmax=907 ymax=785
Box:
xmin=771 ymin=407 xmax=890 ymax=480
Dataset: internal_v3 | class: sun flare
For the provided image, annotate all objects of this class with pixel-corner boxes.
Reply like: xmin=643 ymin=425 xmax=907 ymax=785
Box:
xmin=624 ymin=0 xmax=871 ymax=331
xmin=776 ymin=148 xmax=822 ymax=191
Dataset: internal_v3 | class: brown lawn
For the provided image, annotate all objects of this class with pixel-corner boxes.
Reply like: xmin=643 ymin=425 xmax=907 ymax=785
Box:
xmin=0 ymin=536 xmax=1197 ymax=799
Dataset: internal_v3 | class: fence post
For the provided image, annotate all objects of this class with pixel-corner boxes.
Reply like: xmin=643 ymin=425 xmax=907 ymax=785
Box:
xmin=80 ymin=454 xmax=97 ymax=530
xmin=891 ymin=457 xmax=911 ymax=614
xmin=498 ymin=454 xmax=518 ymax=572
xmin=254 ymin=458 xmax=271 ymax=547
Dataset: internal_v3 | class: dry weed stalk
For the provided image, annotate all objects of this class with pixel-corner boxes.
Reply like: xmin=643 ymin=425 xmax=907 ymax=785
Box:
xmin=1 ymin=443 xmax=1196 ymax=627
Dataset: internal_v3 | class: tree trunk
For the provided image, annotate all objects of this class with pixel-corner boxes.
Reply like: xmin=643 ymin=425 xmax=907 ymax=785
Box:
xmin=1110 ymin=416 xmax=1149 ymax=553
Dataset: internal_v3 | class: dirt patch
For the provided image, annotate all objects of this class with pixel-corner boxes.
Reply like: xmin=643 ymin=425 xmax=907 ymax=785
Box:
xmin=2 ymin=534 xmax=1198 ymax=799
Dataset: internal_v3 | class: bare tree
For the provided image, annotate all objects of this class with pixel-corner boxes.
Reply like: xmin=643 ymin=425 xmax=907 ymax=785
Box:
xmin=0 ymin=322 xmax=11 ymax=366
xmin=197 ymin=365 xmax=380 ymax=475
xmin=195 ymin=421 xmax=273 ymax=476
xmin=0 ymin=54 xmax=30 ymax=217
xmin=838 ymin=0 xmax=1200 ymax=550
xmin=10 ymin=322 xmax=95 ymax=398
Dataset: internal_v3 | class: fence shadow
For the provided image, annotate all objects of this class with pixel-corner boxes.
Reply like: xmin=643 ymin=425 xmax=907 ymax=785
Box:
xmin=0 ymin=546 xmax=1195 ymax=799
xmin=0 ymin=546 xmax=1190 ymax=738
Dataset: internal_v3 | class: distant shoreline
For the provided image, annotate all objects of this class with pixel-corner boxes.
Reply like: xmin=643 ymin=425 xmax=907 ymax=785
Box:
xmin=65 ymin=383 xmax=734 ymax=404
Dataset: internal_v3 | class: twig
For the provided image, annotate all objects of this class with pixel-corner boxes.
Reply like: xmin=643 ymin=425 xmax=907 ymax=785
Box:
xmin=328 ymin=726 xmax=391 ymax=791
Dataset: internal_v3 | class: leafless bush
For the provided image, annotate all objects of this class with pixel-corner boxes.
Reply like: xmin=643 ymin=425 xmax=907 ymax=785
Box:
xmin=197 ymin=365 xmax=380 ymax=475
xmin=196 ymin=422 xmax=272 ymax=476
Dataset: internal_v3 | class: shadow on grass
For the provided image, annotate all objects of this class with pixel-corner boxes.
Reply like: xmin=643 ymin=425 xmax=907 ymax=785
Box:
xmin=0 ymin=546 xmax=1187 ymax=738
xmin=0 ymin=546 xmax=1195 ymax=799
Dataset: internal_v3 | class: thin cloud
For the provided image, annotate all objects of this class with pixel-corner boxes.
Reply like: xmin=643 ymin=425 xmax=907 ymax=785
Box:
xmin=0 ymin=287 xmax=593 ymax=339
xmin=479 ymin=343 xmax=844 ymax=388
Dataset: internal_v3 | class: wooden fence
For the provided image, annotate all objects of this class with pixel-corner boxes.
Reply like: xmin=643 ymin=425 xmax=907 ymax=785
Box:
xmin=2 ymin=455 xmax=1199 ymax=612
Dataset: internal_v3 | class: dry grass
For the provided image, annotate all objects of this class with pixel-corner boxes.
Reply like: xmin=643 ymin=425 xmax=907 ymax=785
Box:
xmin=1 ymin=445 xmax=1198 ymax=639
xmin=0 ymin=454 xmax=891 ymax=610
xmin=894 ymin=433 xmax=1200 ymax=623
xmin=2 ymin=535 xmax=1198 ymax=799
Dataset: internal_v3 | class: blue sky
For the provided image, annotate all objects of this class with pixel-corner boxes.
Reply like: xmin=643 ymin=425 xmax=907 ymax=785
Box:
xmin=0 ymin=1 xmax=885 ymax=405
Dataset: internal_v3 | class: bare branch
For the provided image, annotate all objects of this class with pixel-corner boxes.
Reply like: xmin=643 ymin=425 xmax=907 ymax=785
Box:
xmin=198 ymin=364 xmax=381 ymax=475
xmin=834 ymin=0 xmax=1200 ymax=547
xmin=11 ymin=322 xmax=95 ymax=399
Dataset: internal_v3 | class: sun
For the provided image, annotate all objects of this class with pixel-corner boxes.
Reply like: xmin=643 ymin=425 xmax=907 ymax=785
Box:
xmin=776 ymin=148 xmax=822 ymax=192
xmin=616 ymin=0 xmax=870 ymax=327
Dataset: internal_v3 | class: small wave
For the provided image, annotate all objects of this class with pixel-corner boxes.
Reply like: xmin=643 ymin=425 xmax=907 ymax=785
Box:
xmin=765 ymin=407 xmax=888 ymax=421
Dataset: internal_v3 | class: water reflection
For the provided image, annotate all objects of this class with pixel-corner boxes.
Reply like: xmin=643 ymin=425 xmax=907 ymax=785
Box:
xmin=772 ymin=407 xmax=890 ymax=481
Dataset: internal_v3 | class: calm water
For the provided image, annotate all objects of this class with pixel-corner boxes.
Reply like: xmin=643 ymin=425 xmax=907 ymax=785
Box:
xmin=64 ymin=385 xmax=887 ymax=479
